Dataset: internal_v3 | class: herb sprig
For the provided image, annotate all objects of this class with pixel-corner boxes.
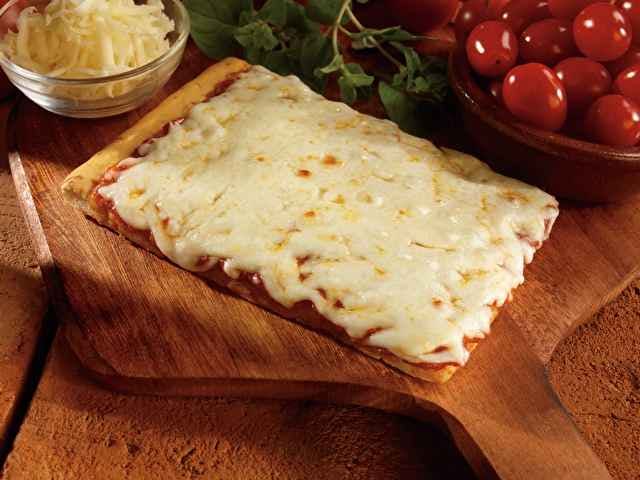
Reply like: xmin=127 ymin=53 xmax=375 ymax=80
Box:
xmin=184 ymin=0 xmax=449 ymax=135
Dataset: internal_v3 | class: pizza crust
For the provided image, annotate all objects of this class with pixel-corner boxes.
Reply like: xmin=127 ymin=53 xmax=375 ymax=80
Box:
xmin=62 ymin=57 xmax=250 ymax=205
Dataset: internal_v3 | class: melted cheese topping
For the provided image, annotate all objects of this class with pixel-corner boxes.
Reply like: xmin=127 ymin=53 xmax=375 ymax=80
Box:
xmin=99 ymin=66 xmax=558 ymax=366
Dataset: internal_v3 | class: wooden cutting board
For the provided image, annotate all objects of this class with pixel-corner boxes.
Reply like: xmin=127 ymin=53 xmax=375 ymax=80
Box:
xmin=10 ymin=45 xmax=637 ymax=479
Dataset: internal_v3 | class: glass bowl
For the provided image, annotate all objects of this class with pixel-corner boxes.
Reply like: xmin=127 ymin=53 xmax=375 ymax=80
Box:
xmin=0 ymin=0 xmax=189 ymax=118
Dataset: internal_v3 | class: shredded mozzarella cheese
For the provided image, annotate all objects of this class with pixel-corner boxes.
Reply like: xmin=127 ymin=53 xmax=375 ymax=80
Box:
xmin=1 ymin=0 xmax=174 ymax=79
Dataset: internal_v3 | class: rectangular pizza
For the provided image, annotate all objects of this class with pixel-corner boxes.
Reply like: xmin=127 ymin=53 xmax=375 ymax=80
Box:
xmin=62 ymin=57 xmax=559 ymax=383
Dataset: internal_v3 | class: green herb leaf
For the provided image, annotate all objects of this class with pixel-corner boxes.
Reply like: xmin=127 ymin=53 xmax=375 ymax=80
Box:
xmin=264 ymin=49 xmax=291 ymax=75
xmin=285 ymin=0 xmax=316 ymax=31
xmin=350 ymin=26 xmax=418 ymax=50
xmin=234 ymin=21 xmax=279 ymax=51
xmin=378 ymin=81 xmax=426 ymax=136
xmin=341 ymin=63 xmax=374 ymax=87
xmin=189 ymin=18 xmax=239 ymax=59
xmin=184 ymin=0 xmax=251 ymax=25
xmin=306 ymin=0 xmax=344 ymax=24
xmin=316 ymin=54 xmax=344 ymax=76
xmin=300 ymin=32 xmax=332 ymax=88
xmin=257 ymin=0 xmax=288 ymax=27
xmin=338 ymin=76 xmax=357 ymax=104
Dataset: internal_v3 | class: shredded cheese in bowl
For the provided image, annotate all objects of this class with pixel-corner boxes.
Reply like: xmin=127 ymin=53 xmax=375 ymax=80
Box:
xmin=0 ymin=0 xmax=175 ymax=99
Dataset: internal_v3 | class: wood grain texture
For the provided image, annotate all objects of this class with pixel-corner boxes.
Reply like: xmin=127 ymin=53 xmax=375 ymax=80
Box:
xmin=9 ymin=45 xmax=627 ymax=479
xmin=0 ymin=97 xmax=47 ymax=454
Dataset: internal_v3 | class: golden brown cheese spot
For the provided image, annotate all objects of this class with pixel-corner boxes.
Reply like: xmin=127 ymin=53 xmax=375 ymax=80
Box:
xmin=356 ymin=191 xmax=373 ymax=204
xmin=432 ymin=298 xmax=444 ymax=307
xmin=304 ymin=210 xmax=316 ymax=218
xmin=333 ymin=194 xmax=345 ymax=205
xmin=299 ymin=272 xmax=310 ymax=282
xmin=322 ymin=154 xmax=340 ymax=166
xmin=128 ymin=188 xmax=145 ymax=199
xmin=255 ymin=155 xmax=267 ymax=162
xmin=297 ymin=169 xmax=312 ymax=178
xmin=500 ymin=189 xmax=530 ymax=203
xmin=317 ymin=288 xmax=328 ymax=300
xmin=334 ymin=299 xmax=345 ymax=309
xmin=458 ymin=269 xmax=488 ymax=285
xmin=374 ymin=266 xmax=386 ymax=276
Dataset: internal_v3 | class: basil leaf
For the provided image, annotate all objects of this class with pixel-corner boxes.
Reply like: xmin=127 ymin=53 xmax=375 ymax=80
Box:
xmin=306 ymin=0 xmax=343 ymax=24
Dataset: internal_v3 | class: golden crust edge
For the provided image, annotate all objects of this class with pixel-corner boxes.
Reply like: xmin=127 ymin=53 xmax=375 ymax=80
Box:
xmin=60 ymin=57 xmax=250 ymax=205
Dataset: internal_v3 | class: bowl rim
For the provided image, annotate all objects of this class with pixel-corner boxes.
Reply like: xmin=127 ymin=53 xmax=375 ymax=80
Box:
xmin=0 ymin=0 xmax=190 ymax=86
xmin=448 ymin=48 xmax=640 ymax=167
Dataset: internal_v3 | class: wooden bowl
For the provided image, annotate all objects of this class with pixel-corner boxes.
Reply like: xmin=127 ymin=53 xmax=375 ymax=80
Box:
xmin=448 ymin=48 xmax=640 ymax=203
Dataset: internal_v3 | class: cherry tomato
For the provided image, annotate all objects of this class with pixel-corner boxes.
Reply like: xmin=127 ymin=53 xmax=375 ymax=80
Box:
xmin=574 ymin=3 xmax=633 ymax=61
xmin=605 ymin=45 xmax=640 ymax=76
xmin=616 ymin=0 xmax=640 ymax=45
xmin=548 ymin=0 xmax=599 ymax=20
xmin=385 ymin=0 xmax=459 ymax=34
xmin=554 ymin=57 xmax=612 ymax=112
xmin=499 ymin=0 xmax=551 ymax=34
xmin=613 ymin=65 xmax=640 ymax=103
xmin=585 ymin=94 xmax=640 ymax=146
xmin=503 ymin=62 xmax=567 ymax=130
xmin=520 ymin=19 xmax=577 ymax=65
xmin=456 ymin=0 xmax=493 ymax=40
xmin=488 ymin=79 xmax=504 ymax=103
xmin=467 ymin=21 xmax=519 ymax=77
xmin=488 ymin=0 xmax=511 ymax=17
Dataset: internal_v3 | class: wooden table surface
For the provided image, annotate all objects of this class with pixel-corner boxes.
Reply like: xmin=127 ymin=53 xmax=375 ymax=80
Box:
xmin=1 ymin=96 xmax=639 ymax=478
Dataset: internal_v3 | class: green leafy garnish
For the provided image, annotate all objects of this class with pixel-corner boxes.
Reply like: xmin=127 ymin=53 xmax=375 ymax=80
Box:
xmin=184 ymin=0 xmax=450 ymax=135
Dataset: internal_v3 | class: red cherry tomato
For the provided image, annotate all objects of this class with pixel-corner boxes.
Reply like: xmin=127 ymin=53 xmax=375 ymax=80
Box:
xmin=616 ymin=0 xmax=640 ymax=45
xmin=488 ymin=79 xmax=504 ymax=103
xmin=466 ymin=20 xmax=519 ymax=76
xmin=585 ymin=94 xmax=640 ymax=146
xmin=503 ymin=62 xmax=567 ymax=130
xmin=548 ymin=0 xmax=599 ymax=20
xmin=574 ymin=3 xmax=633 ymax=62
xmin=554 ymin=57 xmax=612 ymax=112
xmin=488 ymin=0 xmax=511 ymax=17
xmin=613 ymin=65 xmax=640 ymax=103
xmin=520 ymin=18 xmax=577 ymax=65
xmin=499 ymin=0 xmax=551 ymax=34
xmin=385 ymin=0 xmax=459 ymax=34
xmin=605 ymin=45 xmax=640 ymax=76
xmin=456 ymin=0 xmax=493 ymax=40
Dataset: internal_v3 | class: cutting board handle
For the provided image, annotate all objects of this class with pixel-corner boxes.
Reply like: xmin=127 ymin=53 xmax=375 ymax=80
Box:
xmin=407 ymin=317 xmax=611 ymax=479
